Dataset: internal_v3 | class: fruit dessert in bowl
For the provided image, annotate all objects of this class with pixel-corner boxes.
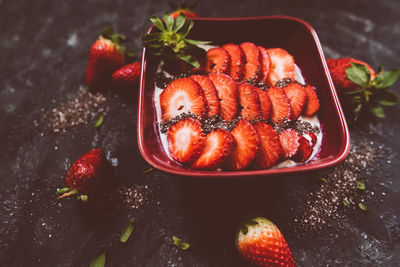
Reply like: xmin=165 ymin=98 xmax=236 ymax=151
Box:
xmin=138 ymin=15 xmax=350 ymax=177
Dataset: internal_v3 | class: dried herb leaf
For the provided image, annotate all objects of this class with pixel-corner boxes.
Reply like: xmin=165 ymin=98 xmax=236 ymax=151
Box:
xmin=358 ymin=202 xmax=369 ymax=211
xmin=120 ymin=219 xmax=135 ymax=243
xmin=90 ymin=252 xmax=105 ymax=267
xmin=94 ymin=114 xmax=104 ymax=128
xmin=343 ymin=198 xmax=350 ymax=207
xmin=172 ymin=236 xmax=190 ymax=250
xmin=357 ymin=180 xmax=366 ymax=190
xmin=143 ymin=167 xmax=154 ymax=174
xmin=56 ymin=187 xmax=71 ymax=194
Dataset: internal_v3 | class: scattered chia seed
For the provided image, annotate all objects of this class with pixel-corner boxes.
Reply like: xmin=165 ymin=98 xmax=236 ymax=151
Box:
xmin=273 ymin=118 xmax=320 ymax=135
xmin=275 ymin=78 xmax=294 ymax=88
xmin=41 ymin=87 xmax=107 ymax=133
xmin=118 ymin=185 xmax=152 ymax=210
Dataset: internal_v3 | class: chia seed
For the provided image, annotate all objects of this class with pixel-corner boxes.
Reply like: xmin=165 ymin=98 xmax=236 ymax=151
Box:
xmin=118 ymin=184 xmax=152 ymax=210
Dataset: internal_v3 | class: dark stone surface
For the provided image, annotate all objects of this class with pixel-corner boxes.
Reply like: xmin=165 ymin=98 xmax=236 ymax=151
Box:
xmin=0 ymin=0 xmax=399 ymax=266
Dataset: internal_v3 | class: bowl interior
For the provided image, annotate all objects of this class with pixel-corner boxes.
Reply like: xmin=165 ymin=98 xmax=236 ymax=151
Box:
xmin=138 ymin=16 xmax=350 ymax=177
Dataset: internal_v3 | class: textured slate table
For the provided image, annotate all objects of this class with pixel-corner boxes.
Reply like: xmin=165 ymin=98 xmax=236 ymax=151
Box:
xmin=1 ymin=0 xmax=399 ymax=266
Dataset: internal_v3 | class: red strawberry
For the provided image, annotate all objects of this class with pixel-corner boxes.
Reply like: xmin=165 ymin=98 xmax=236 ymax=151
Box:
xmin=169 ymin=1 xmax=198 ymax=19
xmin=326 ymin=57 xmax=376 ymax=93
xmin=160 ymin=78 xmax=207 ymax=121
xmin=189 ymin=75 xmax=220 ymax=117
xmin=222 ymin=43 xmax=245 ymax=81
xmin=237 ymin=83 xmax=261 ymax=120
xmin=303 ymin=131 xmax=317 ymax=147
xmin=61 ymin=148 xmax=107 ymax=198
xmin=205 ymin=47 xmax=231 ymax=74
xmin=170 ymin=9 xmax=198 ymax=19
xmin=191 ymin=129 xmax=235 ymax=169
xmin=283 ymin=83 xmax=307 ymax=120
xmin=208 ymin=73 xmax=238 ymax=122
xmin=112 ymin=62 xmax=141 ymax=87
xmin=254 ymin=87 xmax=272 ymax=121
xmin=85 ymin=28 xmax=127 ymax=90
xmin=254 ymin=122 xmax=282 ymax=169
xmin=266 ymin=86 xmax=292 ymax=123
xmin=279 ymin=129 xmax=301 ymax=159
xmin=167 ymin=117 xmax=206 ymax=163
xmin=303 ymin=85 xmax=320 ymax=116
xmin=225 ymin=119 xmax=260 ymax=170
xmin=236 ymin=217 xmax=296 ymax=267
xmin=267 ymin=48 xmax=295 ymax=86
xmin=258 ymin=46 xmax=271 ymax=84
xmin=240 ymin=42 xmax=262 ymax=83
xmin=293 ymin=136 xmax=313 ymax=162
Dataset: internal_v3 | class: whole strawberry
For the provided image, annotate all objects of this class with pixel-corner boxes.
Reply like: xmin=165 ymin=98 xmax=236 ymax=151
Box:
xmin=236 ymin=217 xmax=296 ymax=267
xmin=85 ymin=27 xmax=130 ymax=90
xmin=112 ymin=62 xmax=142 ymax=87
xmin=57 ymin=148 xmax=107 ymax=200
xmin=169 ymin=0 xmax=198 ymax=18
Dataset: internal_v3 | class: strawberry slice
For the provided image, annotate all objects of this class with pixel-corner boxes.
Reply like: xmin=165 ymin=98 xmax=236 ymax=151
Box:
xmin=191 ymin=129 xmax=235 ymax=169
xmin=190 ymin=75 xmax=220 ymax=117
xmin=237 ymin=83 xmax=261 ymax=120
xmin=167 ymin=117 xmax=206 ymax=163
xmin=303 ymin=84 xmax=320 ymax=116
xmin=205 ymin=47 xmax=231 ymax=74
xmin=279 ymin=129 xmax=301 ymax=159
xmin=254 ymin=121 xmax=282 ymax=169
xmin=283 ymin=83 xmax=307 ymax=120
xmin=267 ymin=48 xmax=295 ymax=86
xmin=258 ymin=46 xmax=271 ymax=84
xmin=222 ymin=43 xmax=245 ymax=81
xmin=266 ymin=86 xmax=292 ymax=123
xmin=160 ymin=78 xmax=207 ymax=122
xmin=293 ymin=136 xmax=313 ymax=162
xmin=240 ymin=42 xmax=262 ymax=83
xmin=303 ymin=131 xmax=317 ymax=147
xmin=254 ymin=87 xmax=272 ymax=121
xmin=208 ymin=73 xmax=238 ymax=122
xmin=225 ymin=119 xmax=260 ymax=170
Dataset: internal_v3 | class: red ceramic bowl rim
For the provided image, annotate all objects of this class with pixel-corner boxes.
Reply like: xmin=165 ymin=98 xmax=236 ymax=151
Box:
xmin=137 ymin=15 xmax=350 ymax=178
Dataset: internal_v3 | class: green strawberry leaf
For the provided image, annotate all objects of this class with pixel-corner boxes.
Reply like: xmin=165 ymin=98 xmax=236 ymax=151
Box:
xmin=178 ymin=20 xmax=194 ymax=37
xmin=150 ymin=16 xmax=166 ymax=31
xmin=373 ymin=69 xmax=400 ymax=89
xmin=172 ymin=236 xmax=190 ymax=250
xmin=185 ymin=39 xmax=212 ymax=45
xmin=120 ymin=219 xmax=135 ymax=243
xmin=90 ymin=252 xmax=105 ymax=267
xmin=376 ymin=90 xmax=399 ymax=106
xmin=177 ymin=53 xmax=200 ymax=68
xmin=345 ymin=89 xmax=364 ymax=95
xmin=368 ymin=103 xmax=385 ymax=118
xmin=346 ymin=62 xmax=371 ymax=87
xmin=173 ymin=13 xmax=186 ymax=32
xmin=163 ymin=14 xmax=174 ymax=32
xmin=353 ymin=103 xmax=363 ymax=122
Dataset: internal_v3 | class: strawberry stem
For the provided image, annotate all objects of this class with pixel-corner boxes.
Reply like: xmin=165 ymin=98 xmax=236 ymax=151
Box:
xmin=58 ymin=189 xmax=78 ymax=199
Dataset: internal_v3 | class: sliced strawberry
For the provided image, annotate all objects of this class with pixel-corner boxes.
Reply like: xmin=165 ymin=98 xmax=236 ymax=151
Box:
xmin=279 ymin=129 xmax=301 ymax=159
xmin=160 ymin=78 xmax=207 ymax=122
xmin=237 ymin=83 xmax=261 ymax=120
xmin=190 ymin=75 xmax=220 ymax=117
xmin=225 ymin=119 xmax=260 ymax=170
xmin=283 ymin=83 xmax=307 ymax=120
xmin=266 ymin=86 xmax=292 ymax=123
xmin=167 ymin=117 xmax=206 ymax=163
xmin=205 ymin=47 xmax=231 ymax=74
xmin=293 ymin=136 xmax=313 ymax=162
xmin=208 ymin=73 xmax=238 ymax=122
xmin=254 ymin=87 xmax=272 ymax=121
xmin=240 ymin=42 xmax=262 ymax=83
xmin=267 ymin=48 xmax=295 ymax=86
xmin=191 ymin=129 xmax=235 ymax=170
xmin=303 ymin=131 xmax=318 ymax=147
xmin=222 ymin=43 xmax=245 ymax=81
xmin=254 ymin=121 xmax=282 ymax=169
xmin=258 ymin=46 xmax=271 ymax=84
xmin=303 ymin=84 xmax=320 ymax=116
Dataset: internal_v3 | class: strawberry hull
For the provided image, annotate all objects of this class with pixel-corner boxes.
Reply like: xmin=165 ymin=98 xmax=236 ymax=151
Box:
xmin=138 ymin=16 xmax=350 ymax=178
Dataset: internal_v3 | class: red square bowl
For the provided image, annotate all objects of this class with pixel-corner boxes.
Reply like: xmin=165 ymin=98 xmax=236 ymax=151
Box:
xmin=137 ymin=16 xmax=350 ymax=178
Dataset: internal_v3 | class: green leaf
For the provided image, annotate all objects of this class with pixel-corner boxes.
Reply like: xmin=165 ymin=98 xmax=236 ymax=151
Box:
xmin=357 ymin=180 xmax=366 ymax=190
xmin=101 ymin=26 xmax=114 ymax=39
xmin=345 ymin=89 xmax=364 ymax=95
xmin=173 ymin=13 xmax=186 ymax=32
xmin=141 ymin=32 xmax=163 ymax=42
xmin=185 ymin=39 xmax=212 ymax=45
xmin=143 ymin=167 xmax=154 ymax=174
xmin=320 ymin=177 xmax=327 ymax=183
xmin=179 ymin=20 xmax=194 ymax=37
xmin=346 ymin=62 xmax=371 ymax=87
xmin=176 ymin=53 xmax=199 ymax=68
xmin=368 ymin=104 xmax=385 ymax=118
xmin=90 ymin=252 xmax=105 ymax=267
xmin=343 ymin=198 xmax=350 ymax=207
xmin=172 ymin=236 xmax=190 ymax=250
xmin=120 ymin=219 xmax=135 ymax=243
xmin=56 ymin=187 xmax=71 ymax=194
xmin=353 ymin=103 xmax=363 ymax=122
xmin=77 ymin=194 xmax=88 ymax=202
xmin=149 ymin=16 xmax=165 ymax=31
xmin=373 ymin=69 xmax=400 ymax=89
xmin=163 ymin=14 xmax=174 ymax=32
xmin=358 ymin=202 xmax=369 ymax=211
xmin=94 ymin=114 xmax=104 ymax=128
xmin=376 ymin=90 xmax=399 ymax=106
